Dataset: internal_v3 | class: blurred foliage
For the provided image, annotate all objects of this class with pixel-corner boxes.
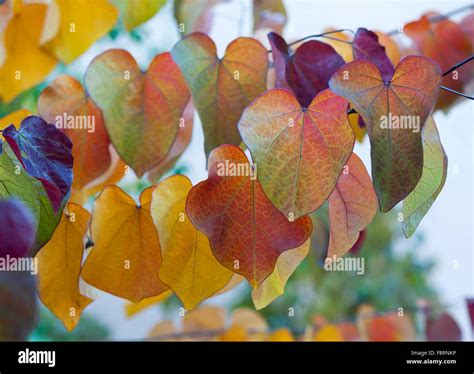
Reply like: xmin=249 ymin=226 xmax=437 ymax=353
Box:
xmin=31 ymin=306 xmax=109 ymax=341
xmin=231 ymin=209 xmax=439 ymax=332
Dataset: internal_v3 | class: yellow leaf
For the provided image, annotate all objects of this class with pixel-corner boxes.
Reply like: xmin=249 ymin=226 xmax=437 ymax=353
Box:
xmin=112 ymin=0 xmax=166 ymax=31
xmin=230 ymin=308 xmax=267 ymax=341
xmin=81 ymin=186 xmax=168 ymax=302
xmin=0 ymin=3 xmax=57 ymax=102
xmin=151 ymin=175 xmax=234 ymax=310
xmin=313 ymin=324 xmax=344 ymax=341
xmin=219 ymin=325 xmax=248 ymax=341
xmin=348 ymin=112 xmax=367 ymax=143
xmin=182 ymin=305 xmax=226 ymax=333
xmin=147 ymin=320 xmax=176 ymax=340
xmin=36 ymin=203 xmax=93 ymax=331
xmin=252 ymin=239 xmax=310 ymax=310
xmin=0 ymin=109 xmax=31 ymax=138
xmin=43 ymin=0 xmax=119 ymax=63
xmin=124 ymin=289 xmax=173 ymax=318
xmin=322 ymin=28 xmax=353 ymax=62
xmin=268 ymin=328 xmax=295 ymax=341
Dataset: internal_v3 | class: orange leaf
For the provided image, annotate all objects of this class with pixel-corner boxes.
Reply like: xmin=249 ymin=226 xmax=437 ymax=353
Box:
xmin=327 ymin=153 xmax=377 ymax=258
xmin=186 ymin=144 xmax=313 ymax=287
xmin=36 ymin=203 xmax=93 ymax=331
xmin=81 ymin=186 xmax=168 ymax=302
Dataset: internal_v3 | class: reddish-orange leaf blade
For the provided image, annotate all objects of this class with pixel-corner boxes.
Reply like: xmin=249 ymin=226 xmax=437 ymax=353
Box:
xmin=327 ymin=153 xmax=378 ymax=258
xmin=38 ymin=75 xmax=112 ymax=190
xmin=238 ymin=88 xmax=354 ymax=219
xmin=186 ymin=144 xmax=312 ymax=288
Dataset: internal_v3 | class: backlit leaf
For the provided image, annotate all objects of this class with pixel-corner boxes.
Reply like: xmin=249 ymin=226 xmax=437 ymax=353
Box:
xmin=327 ymin=153 xmax=377 ymax=258
xmin=402 ymin=116 xmax=447 ymax=238
xmin=0 ymin=198 xmax=35 ymax=258
xmin=81 ymin=186 xmax=168 ymax=302
xmin=238 ymin=88 xmax=354 ymax=219
xmin=352 ymin=28 xmax=394 ymax=82
xmin=151 ymin=175 xmax=234 ymax=310
xmin=186 ymin=144 xmax=312 ymax=287
xmin=38 ymin=75 xmax=112 ymax=190
xmin=171 ymin=33 xmax=268 ymax=157
xmin=85 ymin=50 xmax=190 ymax=177
xmin=0 ymin=2 xmax=57 ymax=102
xmin=37 ymin=203 xmax=93 ymax=331
xmin=253 ymin=0 xmax=287 ymax=33
xmin=43 ymin=0 xmax=119 ymax=63
xmin=112 ymin=0 xmax=166 ymax=31
xmin=3 ymin=115 xmax=73 ymax=212
xmin=329 ymin=56 xmax=442 ymax=211
xmin=268 ymin=32 xmax=345 ymax=107
xmin=125 ymin=289 xmax=172 ymax=317
xmin=173 ymin=0 xmax=218 ymax=34
xmin=251 ymin=239 xmax=310 ymax=310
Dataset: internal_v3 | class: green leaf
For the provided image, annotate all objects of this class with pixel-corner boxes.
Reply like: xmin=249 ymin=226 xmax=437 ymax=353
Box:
xmin=402 ymin=116 xmax=447 ymax=238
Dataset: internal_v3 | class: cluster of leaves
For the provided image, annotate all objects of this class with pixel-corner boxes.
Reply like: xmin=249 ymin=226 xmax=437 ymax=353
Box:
xmin=0 ymin=1 xmax=473 ymax=339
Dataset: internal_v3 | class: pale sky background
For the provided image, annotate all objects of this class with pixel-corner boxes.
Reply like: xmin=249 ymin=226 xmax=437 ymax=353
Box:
xmin=56 ymin=0 xmax=473 ymax=340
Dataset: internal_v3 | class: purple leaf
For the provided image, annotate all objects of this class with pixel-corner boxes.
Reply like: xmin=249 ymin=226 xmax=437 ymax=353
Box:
xmin=426 ymin=312 xmax=462 ymax=341
xmin=268 ymin=32 xmax=345 ymax=107
xmin=3 ymin=116 xmax=73 ymax=212
xmin=466 ymin=298 xmax=474 ymax=333
xmin=352 ymin=28 xmax=395 ymax=82
xmin=0 ymin=199 xmax=36 ymax=258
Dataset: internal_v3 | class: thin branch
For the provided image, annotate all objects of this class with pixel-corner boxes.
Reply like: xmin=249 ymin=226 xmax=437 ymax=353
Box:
xmin=443 ymin=55 xmax=474 ymax=76
xmin=440 ymin=85 xmax=474 ymax=100
xmin=267 ymin=29 xmax=355 ymax=53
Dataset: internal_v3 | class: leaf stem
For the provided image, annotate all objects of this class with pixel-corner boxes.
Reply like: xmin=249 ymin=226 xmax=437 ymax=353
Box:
xmin=440 ymin=85 xmax=474 ymax=100
xmin=442 ymin=55 xmax=474 ymax=76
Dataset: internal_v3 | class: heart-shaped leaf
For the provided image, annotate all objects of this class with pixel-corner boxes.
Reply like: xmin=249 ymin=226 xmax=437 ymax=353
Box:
xmin=268 ymin=32 xmax=345 ymax=107
xmin=38 ymin=75 xmax=112 ymax=190
xmin=3 ymin=115 xmax=73 ymax=212
xmin=81 ymin=186 xmax=168 ymax=302
xmin=37 ymin=203 xmax=93 ymax=332
xmin=85 ymin=50 xmax=190 ymax=178
xmin=402 ymin=116 xmax=447 ymax=238
xmin=329 ymin=56 xmax=442 ymax=211
xmin=186 ymin=144 xmax=312 ymax=288
xmin=151 ymin=175 xmax=234 ymax=310
xmin=352 ymin=28 xmax=395 ymax=81
xmin=238 ymin=88 xmax=354 ymax=219
xmin=327 ymin=153 xmax=378 ymax=258
xmin=171 ymin=33 xmax=268 ymax=157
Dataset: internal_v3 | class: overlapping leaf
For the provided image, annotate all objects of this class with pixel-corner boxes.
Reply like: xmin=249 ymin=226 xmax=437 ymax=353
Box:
xmin=268 ymin=32 xmax=345 ymax=107
xmin=238 ymin=88 xmax=354 ymax=219
xmin=186 ymin=144 xmax=312 ymax=287
xmin=151 ymin=175 xmax=234 ymax=310
xmin=173 ymin=0 xmax=218 ymax=34
xmin=81 ymin=186 xmax=168 ymax=302
xmin=352 ymin=28 xmax=395 ymax=81
xmin=329 ymin=56 xmax=442 ymax=211
xmin=0 ymin=199 xmax=35 ymax=258
xmin=37 ymin=203 xmax=93 ymax=331
xmin=43 ymin=0 xmax=119 ymax=63
xmin=38 ymin=75 xmax=112 ymax=190
xmin=402 ymin=116 xmax=447 ymax=238
xmin=0 ymin=141 xmax=64 ymax=255
xmin=3 ymin=115 xmax=73 ymax=212
xmin=112 ymin=0 xmax=166 ymax=30
xmin=85 ymin=50 xmax=190 ymax=177
xmin=0 ymin=2 xmax=57 ymax=102
xmin=171 ymin=33 xmax=268 ymax=157
xmin=251 ymin=239 xmax=310 ymax=310
xmin=327 ymin=153 xmax=378 ymax=258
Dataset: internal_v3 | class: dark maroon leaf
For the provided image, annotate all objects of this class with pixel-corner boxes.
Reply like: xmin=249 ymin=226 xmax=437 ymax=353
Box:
xmin=466 ymin=298 xmax=474 ymax=333
xmin=0 ymin=271 xmax=38 ymax=340
xmin=3 ymin=115 xmax=73 ymax=212
xmin=349 ymin=229 xmax=366 ymax=255
xmin=0 ymin=199 xmax=35 ymax=258
xmin=426 ymin=312 xmax=462 ymax=341
xmin=352 ymin=28 xmax=394 ymax=82
xmin=268 ymin=32 xmax=345 ymax=107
